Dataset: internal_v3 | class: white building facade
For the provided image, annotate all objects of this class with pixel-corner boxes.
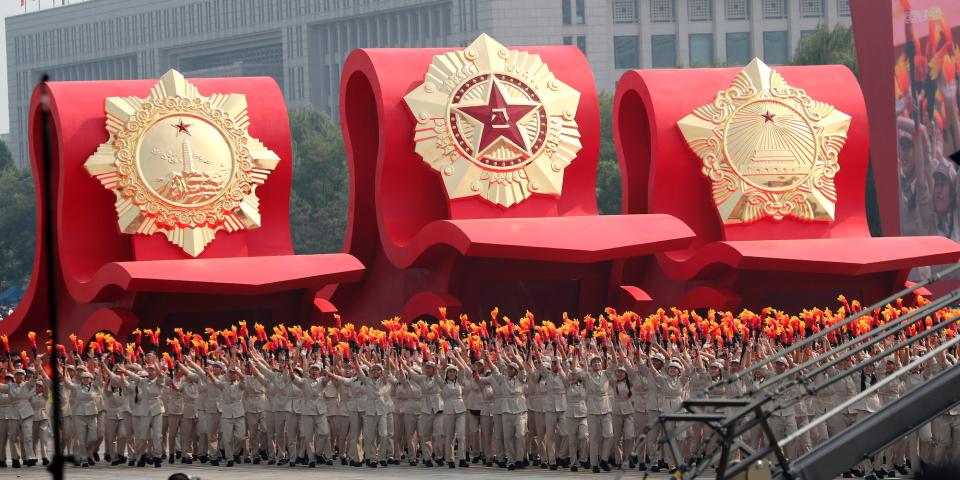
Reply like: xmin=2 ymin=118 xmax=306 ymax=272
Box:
xmin=5 ymin=0 xmax=851 ymax=166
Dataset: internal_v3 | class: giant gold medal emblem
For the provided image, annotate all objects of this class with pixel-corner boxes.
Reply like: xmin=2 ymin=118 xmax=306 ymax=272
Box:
xmin=677 ymin=59 xmax=851 ymax=224
xmin=404 ymin=34 xmax=582 ymax=208
xmin=85 ymin=69 xmax=280 ymax=257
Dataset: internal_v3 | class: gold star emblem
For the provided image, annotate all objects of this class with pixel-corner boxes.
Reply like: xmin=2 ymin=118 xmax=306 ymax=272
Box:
xmin=404 ymin=34 xmax=582 ymax=208
xmin=84 ymin=69 xmax=280 ymax=257
xmin=677 ymin=59 xmax=851 ymax=223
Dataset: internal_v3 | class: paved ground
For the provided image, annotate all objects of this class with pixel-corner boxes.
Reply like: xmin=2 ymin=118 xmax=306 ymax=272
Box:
xmin=0 ymin=463 xmax=687 ymax=479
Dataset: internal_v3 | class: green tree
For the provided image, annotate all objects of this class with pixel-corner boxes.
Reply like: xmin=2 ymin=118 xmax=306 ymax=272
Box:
xmin=792 ymin=24 xmax=883 ymax=236
xmin=0 ymin=167 xmax=36 ymax=288
xmin=792 ymin=24 xmax=859 ymax=76
xmin=0 ymin=139 xmax=13 ymax=171
xmin=596 ymin=92 xmax=622 ymax=214
xmin=288 ymin=108 xmax=349 ymax=254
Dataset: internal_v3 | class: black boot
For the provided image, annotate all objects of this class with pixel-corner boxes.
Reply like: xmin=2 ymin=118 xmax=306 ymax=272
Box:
xmin=459 ymin=459 xmax=469 ymax=468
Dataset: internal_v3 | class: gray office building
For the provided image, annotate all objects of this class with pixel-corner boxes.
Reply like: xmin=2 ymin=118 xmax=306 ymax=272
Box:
xmin=5 ymin=0 xmax=852 ymax=166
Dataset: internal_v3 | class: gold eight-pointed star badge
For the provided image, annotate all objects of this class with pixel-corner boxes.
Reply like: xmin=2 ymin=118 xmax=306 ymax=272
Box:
xmin=84 ymin=69 xmax=280 ymax=257
xmin=677 ymin=58 xmax=851 ymax=224
xmin=404 ymin=34 xmax=582 ymax=208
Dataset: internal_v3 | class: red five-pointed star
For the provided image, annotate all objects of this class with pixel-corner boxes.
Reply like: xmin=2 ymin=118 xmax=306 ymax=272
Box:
xmin=761 ymin=111 xmax=776 ymax=123
xmin=457 ymin=78 xmax=538 ymax=155
xmin=172 ymin=119 xmax=192 ymax=136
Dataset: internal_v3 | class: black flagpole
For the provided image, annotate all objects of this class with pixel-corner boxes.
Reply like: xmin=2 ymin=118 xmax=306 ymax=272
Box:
xmin=38 ymin=73 xmax=67 ymax=480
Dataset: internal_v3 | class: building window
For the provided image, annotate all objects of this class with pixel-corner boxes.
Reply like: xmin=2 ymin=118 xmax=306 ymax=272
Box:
xmin=562 ymin=0 xmax=572 ymax=25
xmin=563 ymin=36 xmax=573 ymax=45
xmin=763 ymin=30 xmax=789 ymax=64
xmin=613 ymin=0 xmax=638 ymax=23
xmin=688 ymin=0 xmax=712 ymax=21
xmin=726 ymin=0 xmax=749 ymax=19
xmin=838 ymin=0 xmax=851 ymax=16
xmin=689 ymin=33 xmax=714 ymax=66
xmin=576 ymin=35 xmax=587 ymax=54
xmin=800 ymin=29 xmax=818 ymax=40
xmin=575 ymin=0 xmax=586 ymax=24
xmin=652 ymin=34 xmax=677 ymax=67
xmin=763 ymin=0 xmax=787 ymax=18
xmin=651 ymin=0 xmax=676 ymax=22
xmin=800 ymin=0 xmax=823 ymax=17
xmin=614 ymin=35 xmax=641 ymax=68
xmin=726 ymin=32 xmax=751 ymax=65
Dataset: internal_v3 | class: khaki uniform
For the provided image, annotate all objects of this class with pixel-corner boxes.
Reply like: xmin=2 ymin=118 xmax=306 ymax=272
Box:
xmin=178 ymin=375 xmax=200 ymax=460
xmin=102 ymin=385 xmax=128 ymax=460
xmin=408 ymin=371 xmax=444 ymax=462
xmin=582 ymin=368 xmax=614 ymax=467
xmin=290 ymin=374 xmax=329 ymax=461
xmin=392 ymin=374 xmax=420 ymax=461
xmin=536 ymin=367 xmax=566 ymax=466
xmin=439 ymin=373 xmax=466 ymax=463
xmin=481 ymin=363 xmax=527 ymax=464
xmin=563 ymin=377 xmax=588 ymax=464
xmin=64 ymin=379 xmax=99 ymax=460
xmin=161 ymin=378 xmax=184 ymax=459
xmin=30 ymin=389 xmax=48 ymax=461
xmin=243 ymin=374 xmax=268 ymax=459
xmin=356 ymin=373 xmax=396 ymax=462
xmin=3 ymin=379 xmax=38 ymax=462
xmin=195 ymin=372 xmax=222 ymax=459
xmin=265 ymin=370 xmax=295 ymax=462
xmin=323 ymin=380 xmax=347 ymax=460
xmin=118 ymin=373 xmax=165 ymax=460
xmin=214 ymin=377 xmax=246 ymax=461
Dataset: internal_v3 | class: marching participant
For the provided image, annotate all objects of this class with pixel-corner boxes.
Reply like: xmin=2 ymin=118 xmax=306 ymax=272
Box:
xmin=0 ymin=371 xmax=12 ymax=468
xmin=190 ymin=359 xmax=224 ymax=464
xmin=209 ymin=364 xmax=250 ymax=467
xmin=438 ymin=350 xmax=470 ymax=468
xmin=646 ymin=343 xmax=692 ymax=472
xmin=609 ymin=348 xmax=636 ymax=469
xmin=102 ymin=367 xmax=128 ymax=465
xmin=403 ymin=356 xmax=443 ymax=467
xmin=289 ymin=360 xmax=331 ymax=468
xmin=4 ymin=361 xmax=40 ymax=468
xmin=392 ymin=355 xmax=420 ymax=465
xmin=562 ymin=354 xmax=588 ymax=472
xmin=30 ymin=376 xmax=49 ymax=466
xmin=336 ymin=361 xmax=364 ymax=467
xmin=324 ymin=364 xmax=349 ymax=464
xmin=161 ymin=366 xmax=184 ymax=465
xmin=480 ymin=345 xmax=528 ymax=471
xmin=331 ymin=356 xmax=396 ymax=467
xmin=174 ymin=361 xmax=200 ymax=464
xmin=462 ymin=360 xmax=484 ymax=464
xmin=110 ymin=360 xmax=165 ymax=468
xmin=63 ymin=367 xmax=98 ymax=467
xmin=249 ymin=351 xmax=295 ymax=465
xmin=582 ymin=348 xmax=615 ymax=473
xmin=537 ymin=354 xmax=566 ymax=470
xmin=243 ymin=360 xmax=268 ymax=464
xmin=877 ymin=352 xmax=907 ymax=477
